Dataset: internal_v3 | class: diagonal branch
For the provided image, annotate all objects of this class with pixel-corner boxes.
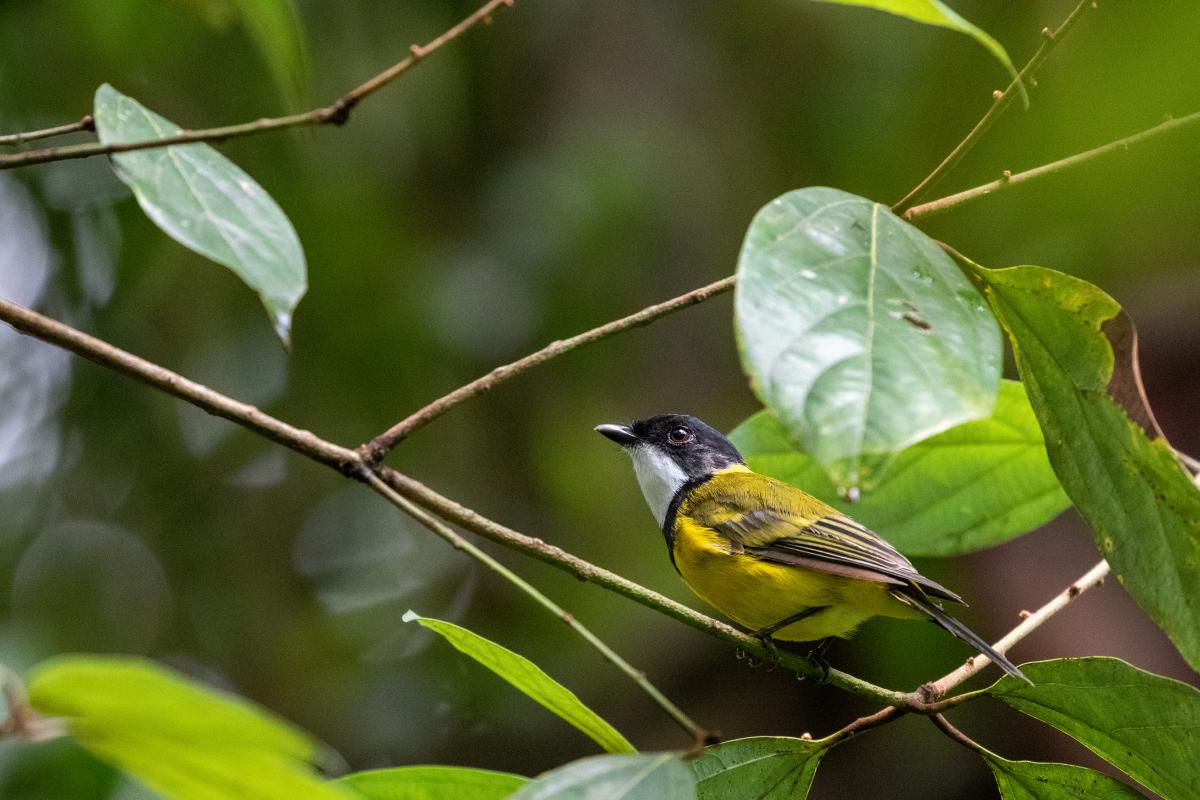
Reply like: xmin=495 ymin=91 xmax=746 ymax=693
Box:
xmin=926 ymin=559 xmax=1110 ymax=698
xmin=360 ymin=275 xmax=735 ymax=464
xmin=929 ymin=713 xmax=988 ymax=754
xmin=0 ymin=0 xmax=514 ymax=171
xmin=0 ymin=293 xmax=909 ymax=710
xmin=364 ymin=470 xmax=711 ymax=744
xmin=356 ymin=106 xmax=1200 ymax=466
xmin=903 ymin=110 xmax=1200 ymax=220
xmin=891 ymin=0 xmax=1095 ymax=214
xmin=824 ymin=558 xmax=1111 ymax=746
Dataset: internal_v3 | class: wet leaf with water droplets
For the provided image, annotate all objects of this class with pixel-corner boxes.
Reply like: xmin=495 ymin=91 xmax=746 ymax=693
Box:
xmin=735 ymin=187 xmax=1000 ymax=489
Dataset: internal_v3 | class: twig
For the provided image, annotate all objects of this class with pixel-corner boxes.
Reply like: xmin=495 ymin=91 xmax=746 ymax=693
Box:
xmin=0 ymin=666 xmax=65 ymax=743
xmin=363 ymin=471 xmax=711 ymax=745
xmin=925 ymin=559 xmax=1110 ymax=698
xmin=0 ymin=0 xmax=514 ymax=171
xmin=1172 ymin=448 xmax=1200 ymax=480
xmin=0 ymin=294 xmax=909 ymax=711
xmin=891 ymin=0 xmax=1095 ymax=213
xmin=0 ymin=115 xmax=94 ymax=147
xmin=904 ymin=111 xmax=1200 ymax=220
xmin=823 ymin=706 xmax=903 ymax=745
xmin=826 ymin=558 xmax=1112 ymax=745
xmin=359 ymin=102 xmax=1200 ymax=463
xmin=0 ymin=297 xmax=358 ymax=474
xmin=360 ymin=275 xmax=735 ymax=464
xmin=929 ymin=713 xmax=988 ymax=754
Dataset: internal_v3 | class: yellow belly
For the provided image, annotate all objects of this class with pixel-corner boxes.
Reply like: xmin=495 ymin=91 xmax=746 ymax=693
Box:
xmin=672 ymin=519 xmax=920 ymax=642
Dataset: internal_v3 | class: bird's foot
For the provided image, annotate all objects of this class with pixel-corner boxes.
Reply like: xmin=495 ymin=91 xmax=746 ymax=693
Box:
xmin=752 ymin=632 xmax=783 ymax=671
xmin=800 ymin=637 xmax=834 ymax=684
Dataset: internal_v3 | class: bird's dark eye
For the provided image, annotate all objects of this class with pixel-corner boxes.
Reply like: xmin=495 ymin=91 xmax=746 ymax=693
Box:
xmin=667 ymin=426 xmax=692 ymax=445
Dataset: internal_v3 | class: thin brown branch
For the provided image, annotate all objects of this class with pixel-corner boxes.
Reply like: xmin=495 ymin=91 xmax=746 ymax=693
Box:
xmin=891 ymin=0 xmax=1095 ymax=214
xmin=360 ymin=275 xmax=736 ymax=464
xmin=926 ymin=559 xmax=1110 ymax=698
xmin=905 ymin=110 xmax=1200 ymax=220
xmin=0 ymin=293 xmax=912 ymax=711
xmin=929 ymin=713 xmax=988 ymax=754
xmin=0 ymin=115 xmax=94 ymax=147
xmin=0 ymin=296 xmax=359 ymax=474
xmin=823 ymin=706 xmax=903 ymax=745
xmin=0 ymin=0 xmax=514 ymax=171
xmin=363 ymin=471 xmax=711 ymax=745
xmin=826 ymin=558 xmax=1111 ymax=745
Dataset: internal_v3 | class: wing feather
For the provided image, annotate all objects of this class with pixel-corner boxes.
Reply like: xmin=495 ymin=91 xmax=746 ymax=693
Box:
xmin=682 ymin=472 xmax=963 ymax=604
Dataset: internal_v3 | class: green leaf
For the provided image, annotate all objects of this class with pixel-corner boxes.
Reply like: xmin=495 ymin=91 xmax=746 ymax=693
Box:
xmin=690 ymin=736 xmax=827 ymax=799
xmin=988 ymin=658 xmax=1200 ymax=800
xmin=984 ymin=754 xmax=1147 ymax=800
xmin=26 ymin=655 xmax=347 ymax=800
xmin=731 ymin=379 xmax=1070 ymax=555
xmin=807 ymin=1 xmax=1024 ymax=103
xmin=507 ymin=754 xmax=694 ymax=800
xmin=335 ymin=766 xmax=527 ymax=800
xmin=94 ymin=83 xmax=307 ymax=345
xmin=964 ymin=259 xmax=1200 ymax=668
xmin=735 ymin=186 xmax=1001 ymax=490
xmin=403 ymin=612 xmax=635 ymax=755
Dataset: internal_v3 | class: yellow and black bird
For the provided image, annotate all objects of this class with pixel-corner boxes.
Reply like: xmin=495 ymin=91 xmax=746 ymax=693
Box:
xmin=596 ymin=414 xmax=1027 ymax=681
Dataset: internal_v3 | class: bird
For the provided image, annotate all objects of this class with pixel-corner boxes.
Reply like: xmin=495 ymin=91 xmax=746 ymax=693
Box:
xmin=595 ymin=413 xmax=1028 ymax=682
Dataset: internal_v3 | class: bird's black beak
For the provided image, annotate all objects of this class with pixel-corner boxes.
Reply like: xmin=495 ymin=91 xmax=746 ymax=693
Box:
xmin=595 ymin=423 xmax=639 ymax=446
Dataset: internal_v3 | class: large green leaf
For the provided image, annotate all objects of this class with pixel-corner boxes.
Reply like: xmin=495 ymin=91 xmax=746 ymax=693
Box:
xmin=730 ymin=379 xmax=1064 ymax=556
xmin=964 ymin=259 xmax=1200 ymax=668
xmin=735 ymin=187 xmax=1001 ymax=490
xmin=807 ymin=1 xmax=1022 ymax=100
xmin=988 ymin=658 xmax=1200 ymax=800
xmin=984 ymin=755 xmax=1147 ymax=800
xmin=94 ymin=83 xmax=307 ymax=345
xmin=690 ymin=736 xmax=827 ymax=799
xmin=403 ymin=612 xmax=635 ymax=755
xmin=507 ymin=754 xmax=694 ymax=800
xmin=335 ymin=766 xmax=526 ymax=800
xmin=26 ymin=655 xmax=347 ymax=800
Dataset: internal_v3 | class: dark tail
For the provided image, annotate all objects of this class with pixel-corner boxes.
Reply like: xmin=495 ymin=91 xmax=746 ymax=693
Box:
xmin=891 ymin=588 xmax=1030 ymax=683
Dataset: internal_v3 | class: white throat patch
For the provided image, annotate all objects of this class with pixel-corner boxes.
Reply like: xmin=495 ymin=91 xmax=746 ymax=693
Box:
xmin=627 ymin=444 xmax=689 ymax=527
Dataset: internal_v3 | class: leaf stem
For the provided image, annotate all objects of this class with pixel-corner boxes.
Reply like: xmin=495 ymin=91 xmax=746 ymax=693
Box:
xmin=891 ymin=0 xmax=1095 ymax=214
xmin=929 ymin=713 xmax=988 ymax=754
xmin=0 ymin=0 xmax=514 ymax=171
xmin=362 ymin=471 xmax=711 ymax=746
xmin=0 ymin=115 xmax=94 ymax=147
xmin=904 ymin=110 xmax=1200 ymax=220
xmin=359 ymin=275 xmax=735 ymax=464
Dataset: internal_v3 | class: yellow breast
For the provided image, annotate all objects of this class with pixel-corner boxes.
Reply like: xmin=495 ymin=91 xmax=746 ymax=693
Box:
xmin=671 ymin=515 xmax=904 ymax=642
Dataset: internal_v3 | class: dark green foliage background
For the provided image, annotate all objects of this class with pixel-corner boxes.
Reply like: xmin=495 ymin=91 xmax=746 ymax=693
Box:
xmin=1 ymin=2 xmax=1198 ymax=797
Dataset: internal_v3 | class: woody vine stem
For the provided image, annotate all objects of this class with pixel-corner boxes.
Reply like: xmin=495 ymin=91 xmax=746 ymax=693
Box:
xmin=0 ymin=0 xmax=1187 ymax=753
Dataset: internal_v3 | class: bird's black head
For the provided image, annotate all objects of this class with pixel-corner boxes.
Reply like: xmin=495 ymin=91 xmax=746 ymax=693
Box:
xmin=600 ymin=414 xmax=744 ymax=478
xmin=595 ymin=414 xmax=745 ymax=525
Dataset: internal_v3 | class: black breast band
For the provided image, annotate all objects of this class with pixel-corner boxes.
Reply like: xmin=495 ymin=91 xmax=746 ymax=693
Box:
xmin=661 ymin=473 xmax=714 ymax=572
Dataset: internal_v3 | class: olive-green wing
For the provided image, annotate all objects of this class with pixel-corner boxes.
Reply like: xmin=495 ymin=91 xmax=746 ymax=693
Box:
xmin=685 ymin=473 xmax=963 ymax=604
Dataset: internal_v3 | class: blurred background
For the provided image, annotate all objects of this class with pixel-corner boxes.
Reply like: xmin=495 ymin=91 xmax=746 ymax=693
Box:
xmin=1 ymin=1 xmax=1198 ymax=797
